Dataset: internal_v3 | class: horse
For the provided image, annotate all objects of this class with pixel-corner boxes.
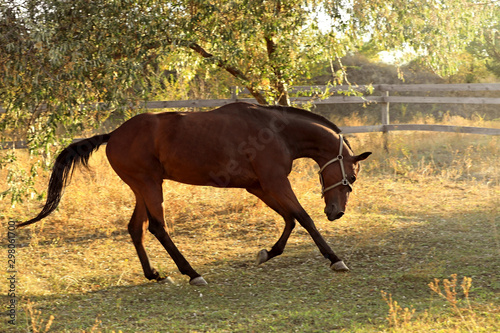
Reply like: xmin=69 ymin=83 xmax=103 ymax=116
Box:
xmin=18 ymin=102 xmax=371 ymax=286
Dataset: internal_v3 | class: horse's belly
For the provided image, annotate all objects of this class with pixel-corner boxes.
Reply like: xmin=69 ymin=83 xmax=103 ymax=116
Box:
xmin=162 ymin=159 xmax=258 ymax=188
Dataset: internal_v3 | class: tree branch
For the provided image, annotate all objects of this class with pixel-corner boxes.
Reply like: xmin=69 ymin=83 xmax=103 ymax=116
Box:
xmin=188 ymin=42 xmax=268 ymax=105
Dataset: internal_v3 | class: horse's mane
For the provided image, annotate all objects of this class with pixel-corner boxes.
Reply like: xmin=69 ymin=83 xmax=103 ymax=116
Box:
xmin=263 ymin=105 xmax=342 ymax=134
xmin=263 ymin=104 xmax=353 ymax=150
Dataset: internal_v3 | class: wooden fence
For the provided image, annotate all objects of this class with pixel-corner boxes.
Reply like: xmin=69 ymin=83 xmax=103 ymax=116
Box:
xmin=1 ymin=83 xmax=500 ymax=149
xmin=284 ymin=83 xmax=500 ymax=136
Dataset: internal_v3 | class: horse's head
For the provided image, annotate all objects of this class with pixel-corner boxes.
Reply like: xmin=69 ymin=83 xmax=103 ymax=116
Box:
xmin=318 ymin=135 xmax=371 ymax=221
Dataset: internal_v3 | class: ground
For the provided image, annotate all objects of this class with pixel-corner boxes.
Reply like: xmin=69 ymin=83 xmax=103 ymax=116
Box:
xmin=1 ymin=128 xmax=499 ymax=332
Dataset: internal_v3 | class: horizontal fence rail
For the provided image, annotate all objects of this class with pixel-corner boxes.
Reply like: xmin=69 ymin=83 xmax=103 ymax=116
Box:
xmin=284 ymin=95 xmax=500 ymax=105
xmin=341 ymin=124 xmax=500 ymax=135
xmin=290 ymin=83 xmax=500 ymax=92
xmin=1 ymin=83 xmax=500 ymax=150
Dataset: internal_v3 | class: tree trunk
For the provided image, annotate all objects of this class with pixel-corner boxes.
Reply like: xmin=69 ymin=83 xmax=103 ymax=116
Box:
xmin=265 ymin=36 xmax=289 ymax=106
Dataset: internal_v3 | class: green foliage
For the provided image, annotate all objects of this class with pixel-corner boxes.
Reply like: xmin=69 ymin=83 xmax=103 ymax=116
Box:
xmin=1 ymin=0 xmax=496 ymax=145
xmin=0 ymin=151 xmax=42 ymax=207
xmin=0 ymin=0 xmax=172 ymax=140
xmin=468 ymin=5 xmax=500 ymax=79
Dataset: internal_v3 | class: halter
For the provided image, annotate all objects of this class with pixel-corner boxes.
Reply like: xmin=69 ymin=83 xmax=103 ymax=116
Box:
xmin=318 ymin=134 xmax=352 ymax=197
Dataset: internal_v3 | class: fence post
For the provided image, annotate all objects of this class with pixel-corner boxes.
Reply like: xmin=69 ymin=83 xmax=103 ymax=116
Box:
xmin=381 ymin=90 xmax=390 ymax=152
xmin=231 ymin=86 xmax=238 ymax=102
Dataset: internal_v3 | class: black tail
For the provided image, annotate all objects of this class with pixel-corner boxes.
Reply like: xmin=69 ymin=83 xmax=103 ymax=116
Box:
xmin=17 ymin=134 xmax=111 ymax=228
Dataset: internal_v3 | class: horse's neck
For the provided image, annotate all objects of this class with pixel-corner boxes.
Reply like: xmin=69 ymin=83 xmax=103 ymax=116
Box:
xmin=286 ymin=119 xmax=338 ymax=164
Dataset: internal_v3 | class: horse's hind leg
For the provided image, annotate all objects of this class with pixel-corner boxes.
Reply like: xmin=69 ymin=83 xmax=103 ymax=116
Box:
xmin=128 ymin=197 xmax=164 ymax=281
xmin=112 ymin=166 xmax=205 ymax=285
xmin=140 ymin=181 xmax=207 ymax=286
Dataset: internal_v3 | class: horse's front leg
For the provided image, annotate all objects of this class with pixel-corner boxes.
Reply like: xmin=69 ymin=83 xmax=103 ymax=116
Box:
xmin=292 ymin=210 xmax=349 ymax=271
xmin=256 ymin=178 xmax=349 ymax=271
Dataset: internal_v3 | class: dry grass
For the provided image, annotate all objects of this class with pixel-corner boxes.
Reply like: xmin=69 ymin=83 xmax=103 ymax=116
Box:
xmin=1 ymin=116 xmax=499 ymax=332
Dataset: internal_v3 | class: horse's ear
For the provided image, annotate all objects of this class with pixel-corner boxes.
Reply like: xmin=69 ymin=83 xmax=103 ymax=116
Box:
xmin=355 ymin=152 xmax=372 ymax=162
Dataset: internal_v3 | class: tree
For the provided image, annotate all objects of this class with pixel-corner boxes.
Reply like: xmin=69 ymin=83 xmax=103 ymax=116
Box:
xmin=468 ymin=5 xmax=500 ymax=78
xmin=484 ymin=29 xmax=500 ymax=78
xmin=0 ymin=0 xmax=497 ymax=147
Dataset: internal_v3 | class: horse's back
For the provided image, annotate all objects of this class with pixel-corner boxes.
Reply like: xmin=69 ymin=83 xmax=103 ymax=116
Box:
xmin=106 ymin=103 xmax=290 ymax=187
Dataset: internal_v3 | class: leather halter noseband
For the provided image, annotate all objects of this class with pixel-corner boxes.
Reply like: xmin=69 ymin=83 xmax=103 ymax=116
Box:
xmin=318 ymin=134 xmax=352 ymax=197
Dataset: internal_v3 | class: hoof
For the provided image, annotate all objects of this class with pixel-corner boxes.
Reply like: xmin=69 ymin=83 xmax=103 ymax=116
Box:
xmin=189 ymin=276 xmax=208 ymax=286
xmin=158 ymin=276 xmax=175 ymax=285
xmin=256 ymin=249 xmax=269 ymax=265
xmin=331 ymin=261 xmax=350 ymax=272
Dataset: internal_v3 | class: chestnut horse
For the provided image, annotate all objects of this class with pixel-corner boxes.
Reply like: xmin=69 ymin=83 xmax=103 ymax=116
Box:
xmin=18 ymin=102 xmax=371 ymax=286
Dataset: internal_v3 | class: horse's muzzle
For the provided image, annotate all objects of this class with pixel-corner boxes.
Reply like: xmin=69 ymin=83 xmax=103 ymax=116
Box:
xmin=325 ymin=205 xmax=344 ymax=221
